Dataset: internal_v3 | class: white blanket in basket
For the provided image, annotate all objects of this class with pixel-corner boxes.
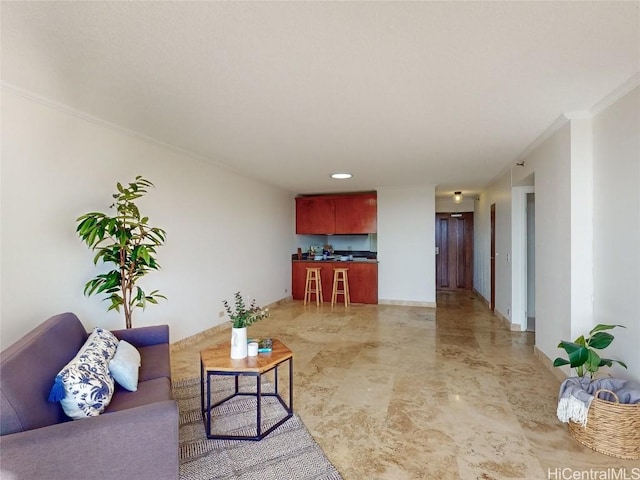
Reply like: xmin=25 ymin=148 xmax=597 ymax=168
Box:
xmin=557 ymin=377 xmax=640 ymax=427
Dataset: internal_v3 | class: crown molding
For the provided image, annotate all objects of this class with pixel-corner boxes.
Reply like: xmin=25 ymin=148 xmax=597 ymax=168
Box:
xmin=589 ymin=72 xmax=640 ymax=116
xmin=485 ymin=73 xmax=640 ymax=190
xmin=0 ymin=81 xmax=243 ymax=177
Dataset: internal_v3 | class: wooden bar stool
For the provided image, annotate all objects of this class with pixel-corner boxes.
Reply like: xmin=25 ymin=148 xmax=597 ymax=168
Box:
xmin=304 ymin=267 xmax=323 ymax=306
xmin=331 ymin=268 xmax=350 ymax=307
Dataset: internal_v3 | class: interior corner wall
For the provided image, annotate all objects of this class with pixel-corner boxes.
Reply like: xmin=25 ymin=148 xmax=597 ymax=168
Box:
xmin=476 ymin=122 xmax=572 ymax=359
xmin=477 ymin=172 xmax=513 ymax=322
xmin=569 ymin=119 xmax=594 ymax=338
xmin=592 ymin=86 xmax=640 ymax=381
xmin=0 ymin=89 xmax=295 ymax=349
xmin=514 ymin=123 xmax=573 ymax=363
xmin=377 ymin=185 xmax=436 ymax=305
xmin=473 ymin=194 xmax=490 ymax=300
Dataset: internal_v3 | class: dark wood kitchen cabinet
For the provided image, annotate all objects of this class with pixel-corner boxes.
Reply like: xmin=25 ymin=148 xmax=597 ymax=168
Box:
xmin=333 ymin=194 xmax=377 ymax=234
xmin=342 ymin=262 xmax=378 ymax=304
xmin=295 ymin=197 xmax=335 ymax=234
xmin=292 ymin=261 xmax=378 ymax=304
xmin=295 ymin=193 xmax=377 ymax=234
xmin=292 ymin=262 xmax=334 ymax=301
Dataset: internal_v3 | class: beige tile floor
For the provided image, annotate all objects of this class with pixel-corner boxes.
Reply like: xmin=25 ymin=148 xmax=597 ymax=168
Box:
xmin=171 ymin=290 xmax=639 ymax=480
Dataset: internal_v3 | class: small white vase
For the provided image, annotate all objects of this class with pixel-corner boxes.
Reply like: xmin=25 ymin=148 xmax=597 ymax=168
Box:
xmin=230 ymin=327 xmax=248 ymax=359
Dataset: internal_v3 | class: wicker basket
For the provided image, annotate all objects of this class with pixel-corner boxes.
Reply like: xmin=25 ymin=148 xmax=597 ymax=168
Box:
xmin=568 ymin=389 xmax=640 ymax=459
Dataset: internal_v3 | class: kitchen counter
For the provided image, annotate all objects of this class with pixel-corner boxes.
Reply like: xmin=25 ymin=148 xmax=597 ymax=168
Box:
xmin=292 ymin=258 xmax=378 ymax=264
xmin=291 ymin=259 xmax=378 ymax=304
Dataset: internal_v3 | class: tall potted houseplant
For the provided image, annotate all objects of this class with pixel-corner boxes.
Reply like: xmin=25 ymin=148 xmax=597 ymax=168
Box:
xmin=223 ymin=292 xmax=269 ymax=359
xmin=76 ymin=176 xmax=166 ymax=329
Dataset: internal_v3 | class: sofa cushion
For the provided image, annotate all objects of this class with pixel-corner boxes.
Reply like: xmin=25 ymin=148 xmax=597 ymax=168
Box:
xmin=138 ymin=344 xmax=171 ymax=382
xmin=1 ymin=313 xmax=88 ymax=435
xmin=109 ymin=340 xmax=141 ymax=392
xmin=104 ymin=377 xmax=172 ymax=413
xmin=50 ymin=328 xmax=118 ymax=419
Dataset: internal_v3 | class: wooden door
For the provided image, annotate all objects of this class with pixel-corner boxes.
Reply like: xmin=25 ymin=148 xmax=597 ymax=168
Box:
xmin=490 ymin=203 xmax=496 ymax=312
xmin=435 ymin=212 xmax=474 ymax=290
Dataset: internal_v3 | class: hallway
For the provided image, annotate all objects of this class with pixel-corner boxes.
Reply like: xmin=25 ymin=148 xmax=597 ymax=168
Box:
xmin=172 ymin=291 xmax=637 ymax=479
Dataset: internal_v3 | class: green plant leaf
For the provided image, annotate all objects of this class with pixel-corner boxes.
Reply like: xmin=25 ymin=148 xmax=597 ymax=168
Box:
xmin=553 ymin=358 xmax=571 ymax=367
xmin=600 ymin=358 xmax=628 ymax=369
xmin=557 ymin=340 xmax=582 ymax=354
xmin=589 ymin=324 xmax=625 ymax=335
xmin=588 ymin=331 xmax=614 ymax=350
xmin=567 ymin=345 xmax=589 ymax=368
xmin=585 ymin=349 xmax=602 ymax=374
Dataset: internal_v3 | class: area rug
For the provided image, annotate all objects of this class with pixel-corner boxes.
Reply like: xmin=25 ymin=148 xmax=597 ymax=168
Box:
xmin=173 ymin=376 xmax=343 ymax=480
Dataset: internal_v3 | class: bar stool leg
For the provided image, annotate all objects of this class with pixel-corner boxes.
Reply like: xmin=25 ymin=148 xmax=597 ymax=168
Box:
xmin=343 ymin=271 xmax=350 ymax=307
xmin=331 ymin=270 xmax=338 ymax=306
xmin=304 ymin=269 xmax=312 ymax=305
xmin=315 ymin=270 xmax=323 ymax=306
xmin=331 ymin=268 xmax=350 ymax=307
xmin=304 ymin=268 xmax=323 ymax=306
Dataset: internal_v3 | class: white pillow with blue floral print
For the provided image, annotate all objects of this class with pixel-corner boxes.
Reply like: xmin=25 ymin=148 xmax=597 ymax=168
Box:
xmin=48 ymin=327 xmax=119 ymax=419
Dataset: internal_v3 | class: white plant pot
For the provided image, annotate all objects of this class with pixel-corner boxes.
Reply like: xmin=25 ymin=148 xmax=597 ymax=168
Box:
xmin=230 ymin=327 xmax=248 ymax=359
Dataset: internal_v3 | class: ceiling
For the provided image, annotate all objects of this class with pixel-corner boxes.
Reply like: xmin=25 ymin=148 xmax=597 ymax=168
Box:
xmin=2 ymin=2 xmax=638 ymax=196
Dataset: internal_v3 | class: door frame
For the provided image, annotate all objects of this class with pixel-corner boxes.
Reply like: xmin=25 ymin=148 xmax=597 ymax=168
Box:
xmin=490 ymin=203 xmax=496 ymax=312
xmin=511 ymin=186 xmax=535 ymax=330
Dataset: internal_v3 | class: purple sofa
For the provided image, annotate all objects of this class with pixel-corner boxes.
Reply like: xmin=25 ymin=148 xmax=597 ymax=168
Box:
xmin=0 ymin=313 xmax=179 ymax=480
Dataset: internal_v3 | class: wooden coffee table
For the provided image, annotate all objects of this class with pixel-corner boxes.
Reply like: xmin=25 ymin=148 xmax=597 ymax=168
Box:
xmin=200 ymin=339 xmax=293 ymax=440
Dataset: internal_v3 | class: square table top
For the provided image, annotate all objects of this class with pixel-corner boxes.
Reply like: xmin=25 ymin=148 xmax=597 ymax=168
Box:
xmin=200 ymin=338 xmax=293 ymax=374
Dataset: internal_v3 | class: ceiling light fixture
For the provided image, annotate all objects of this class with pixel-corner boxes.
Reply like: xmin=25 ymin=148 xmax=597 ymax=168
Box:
xmin=453 ymin=191 xmax=463 ymax=204
xmin=331 ymin=173 xmax=352 ymax=179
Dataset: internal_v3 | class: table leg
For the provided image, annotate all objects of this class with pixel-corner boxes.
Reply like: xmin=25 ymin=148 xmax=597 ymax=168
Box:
xmin=206 ymin=372 xmax=212 ymax=437
xmin=200 ymin=359 xmax=204 ymax=421
xmin=256 ymin=374 xmax=261 ymax=437
xmin=289 ymin=357 xmax=294 ymax=412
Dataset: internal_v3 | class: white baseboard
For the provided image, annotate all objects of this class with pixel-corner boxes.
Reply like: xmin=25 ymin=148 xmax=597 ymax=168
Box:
xmin=378 ymin=299 xmax=437 ymax=308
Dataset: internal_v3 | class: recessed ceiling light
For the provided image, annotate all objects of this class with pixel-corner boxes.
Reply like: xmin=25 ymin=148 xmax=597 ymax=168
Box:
xmin=331 ymin=173 xmax=352 ymax=179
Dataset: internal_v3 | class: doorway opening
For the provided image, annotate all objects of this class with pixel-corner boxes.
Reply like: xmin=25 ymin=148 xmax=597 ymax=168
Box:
xmin=490 ymin=204 xmax=495 ymax=311
xmin=526 ymin=192 xmax=536 ymax=332
xmin=512 ymin=184 xmax=535 ymax=332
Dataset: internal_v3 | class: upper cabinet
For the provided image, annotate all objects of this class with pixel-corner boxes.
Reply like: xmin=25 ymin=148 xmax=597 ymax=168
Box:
xmin=296 ymin=193 xmax=377 ymax=234
xmin=295 ymin=197 xmax=335 ymax=234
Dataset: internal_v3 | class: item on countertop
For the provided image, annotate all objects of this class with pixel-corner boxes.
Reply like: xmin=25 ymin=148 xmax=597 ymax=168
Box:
xmin=247 ymin=342 xmax=259 ymax=356
xmin=248 ymin=338 xmax=273 ymax=352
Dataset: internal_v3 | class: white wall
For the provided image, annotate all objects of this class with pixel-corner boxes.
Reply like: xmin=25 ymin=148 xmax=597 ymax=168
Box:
xmin=475 ymin=85 xmax=639 ymax=382
xmin=475 ymin=172 xmax=513 ymax=319
xmin=377 ymin=185 xmax=436 ymax=306
xmin=1 ymin=89 xmax=294 ymax=349
xmin=477 ymin=121 xmax=572 ymax=352
xmin=509 ymin=122 xmax=574 ymax=360
xmin=435 ymin=196 xmax=475 ymax=213
xmin=569 ymin=118 xmax=594 ymax=337
xmin=592 ymin=86 xmax=640 ymax=379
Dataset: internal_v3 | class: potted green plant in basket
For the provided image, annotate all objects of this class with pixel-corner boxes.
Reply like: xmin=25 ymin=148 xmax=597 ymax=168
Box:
xmin=554 ymin=324 xmax=640 ymax=460
xmin=223 ymin=292 xmax=269 ymax=359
